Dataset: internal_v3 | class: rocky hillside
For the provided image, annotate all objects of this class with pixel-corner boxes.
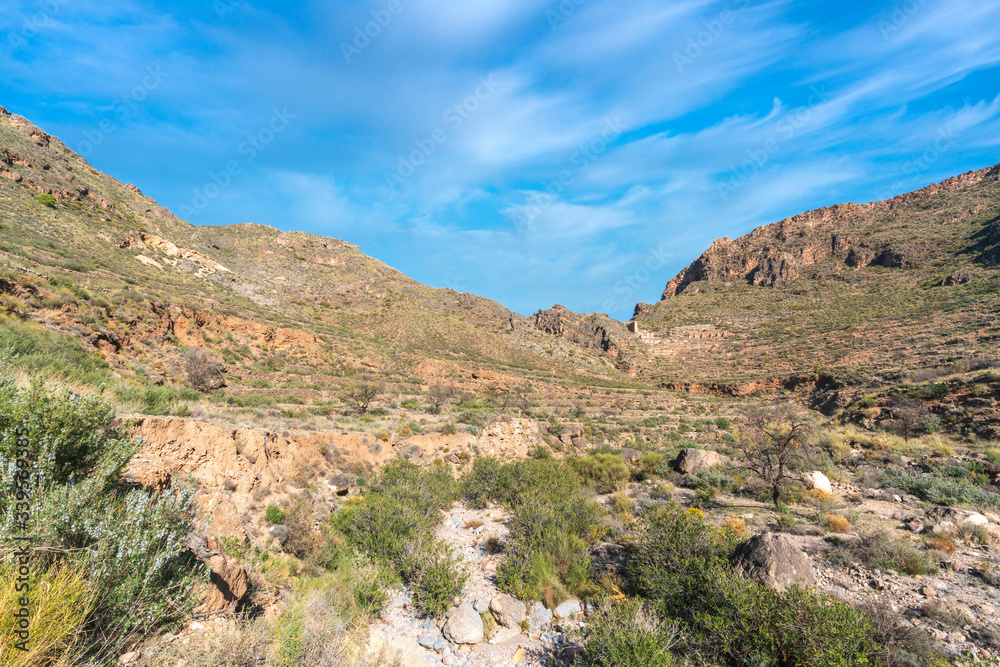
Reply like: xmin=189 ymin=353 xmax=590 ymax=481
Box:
xmin=0 ymin=106 xmax=644 ymax=408
xmin=633 ymin=164 xmax=1000 ymax=388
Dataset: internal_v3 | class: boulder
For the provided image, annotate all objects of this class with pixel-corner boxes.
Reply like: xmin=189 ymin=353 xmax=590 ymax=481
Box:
xmin=442 ymin=602 xmax=484 ymax=645
xmin=801 ymin=471 xmax=832 ymax=493
xmin=620 ymin=448 xmax=643 ymax=463
xmin=489 ymin=594 xmax=527 ymax=628
xmin=732 ymin=532 xmax=816 ymax=591
xmin=675 ymin=448 xmax=729 ymax=474
xmin=527 ymin=601 xmax=553 ymax=637
xmin=553 ymin=599 xmax=583 ymax=619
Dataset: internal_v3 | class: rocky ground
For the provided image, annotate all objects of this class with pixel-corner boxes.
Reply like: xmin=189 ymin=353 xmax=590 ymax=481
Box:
xmin=365 ymin=503 xmax=587 ymax=667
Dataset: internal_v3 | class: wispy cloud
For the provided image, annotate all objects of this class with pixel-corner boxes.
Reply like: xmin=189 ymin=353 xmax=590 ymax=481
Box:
xmin=1 ymin=0 xmax=998 ymax=318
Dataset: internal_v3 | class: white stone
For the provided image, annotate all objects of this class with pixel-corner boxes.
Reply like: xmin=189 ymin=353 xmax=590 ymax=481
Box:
xmin=802 ymin=471 xmax=832 ymax=493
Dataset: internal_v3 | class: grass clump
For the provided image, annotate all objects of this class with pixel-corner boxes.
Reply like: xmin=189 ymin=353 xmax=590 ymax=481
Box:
xmin=0 ymin=320 xmax=111 ymax=387
xmin=583 ymin=600 xmax=680 ymax=667
xmin=0 ymin=564 xmax=95 ymax=666
xmin=832 ymin=529 xmax=938 ymax=575
xmin=576 ymin=452 xmax=630 ymax=493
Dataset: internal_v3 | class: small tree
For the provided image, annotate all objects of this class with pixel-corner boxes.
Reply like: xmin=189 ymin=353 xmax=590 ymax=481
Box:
xmin=735 ymin=406 xmax=812 ymax=508
xmin=613 ymin=395 xmax=634 ymax=416
xmin=183 ymin=348 xmax=225 ymax=392
xmin=344 ymin=376 xmax=383 ymax=414
xmin=427 ymin=383 xmax=454 ymax=414
xmin=891 ymin=398 xmax=928 ymax=441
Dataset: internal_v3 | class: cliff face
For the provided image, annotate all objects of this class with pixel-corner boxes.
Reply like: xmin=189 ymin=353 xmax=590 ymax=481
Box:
xmin=659 ymin=165 xmax=1000 ymax=299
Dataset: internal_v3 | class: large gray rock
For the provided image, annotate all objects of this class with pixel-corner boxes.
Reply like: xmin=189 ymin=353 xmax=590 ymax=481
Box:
xmin=489 ymin=593 xmax=526 ymax=628
xmin=442 ymin=601 xmax=484 ymax=645
xmin=527 ymin=601 xmax=553 ymax=637
xmin=620 ymin=448 xmax=643 ymax=463
xmin=732 ymin=532 xmax=816 ymax=591
xmin=675 ymin=448 xmax=729 ymax=474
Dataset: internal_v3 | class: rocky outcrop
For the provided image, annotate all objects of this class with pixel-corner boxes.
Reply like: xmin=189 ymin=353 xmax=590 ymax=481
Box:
xmin=732 ymin=532 xmax=817 ymax=591
xmin=533 ymin=305 xmax=642 ymax=376
xmin=657 ymin=165 xmax=997 ymax=300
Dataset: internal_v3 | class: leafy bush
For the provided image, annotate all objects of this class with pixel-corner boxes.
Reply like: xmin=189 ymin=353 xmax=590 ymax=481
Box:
xmin=410 ymin=542 xmax=468 ymax=617
xmin=0 ymin=381 xmax=203 ymax=658
xmin=576 ymin=453 xmax=630 ymax=493
xmin=583 ymin=600 xmax=679 ymax=667
xmin=629 ymin=502 xmax=884 ymax=665
xmin=639 ymin=452 xmax=663 ymax=473
xmin=333 ymin=460 xmax=459 ymax=604
xmin=467 ymin=457 xmax=598 ymax=602
xmin=880 ymin=463 xmax=999 ymax=508
xmin=35 ymin=193 xmax=57 ymax=208
xmin=265 ymin=504 xmax=286 ymax=524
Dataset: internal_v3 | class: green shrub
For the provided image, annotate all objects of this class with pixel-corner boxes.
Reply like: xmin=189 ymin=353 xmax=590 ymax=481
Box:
xmin=880 ymin=463 xmax=999 ymax=508
xmin=36 ymin=192 xmax=57 ymax=208
xmin=333 ymin=460 xmax=458 ymax=586
xmin=629 ymin=502 xmax=882 ymax=665
xmin=410 ymin=542 xmax=468 ymax=617
xmin=439 ymin=422 xmax=457 ymax=435
xmin=576 ymin=453 xmax=630 ymax=494
xmin=265 ymin=504 xmax=286 ymax=524
xmin=714 ymin=417 xmax=732 ymax=430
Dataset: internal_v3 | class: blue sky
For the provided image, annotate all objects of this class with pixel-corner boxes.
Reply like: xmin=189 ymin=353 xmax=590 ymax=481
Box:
xmin=2 ymin=0 xmax=1000 ymax=319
